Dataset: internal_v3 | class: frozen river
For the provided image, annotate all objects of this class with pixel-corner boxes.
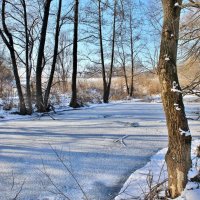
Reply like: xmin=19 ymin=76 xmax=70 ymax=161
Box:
xmin=0 ymin=101 xmax=199 ymax=200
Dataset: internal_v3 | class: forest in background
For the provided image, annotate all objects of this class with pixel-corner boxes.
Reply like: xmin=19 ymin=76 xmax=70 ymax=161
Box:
xmin=0 ymin=0 xmax=199 ymax=113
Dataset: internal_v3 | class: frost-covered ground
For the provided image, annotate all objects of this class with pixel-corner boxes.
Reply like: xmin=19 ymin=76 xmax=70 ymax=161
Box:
xmin=0 ymin=100 xmax=199 ymax=200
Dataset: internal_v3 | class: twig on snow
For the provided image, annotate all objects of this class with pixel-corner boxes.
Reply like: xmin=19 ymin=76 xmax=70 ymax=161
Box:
xmin=114 ymin=135 xmax=129 ymax=147
xmin=12 ymin=178 xmax=26 ymax=200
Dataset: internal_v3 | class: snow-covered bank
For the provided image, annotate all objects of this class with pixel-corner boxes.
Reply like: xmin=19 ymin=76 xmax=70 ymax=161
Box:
xmin=115 ymin=140 xmax=200 ymax=200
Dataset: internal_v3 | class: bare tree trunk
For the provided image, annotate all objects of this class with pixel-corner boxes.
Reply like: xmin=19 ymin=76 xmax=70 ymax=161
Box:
xmin=158 ymin=0 xmax=191 ymax=198
xmin=98 ymin=0 xmax=107 ymax=103
xmin=129 ymin=9 xmax=134 ymax=97
xmin=98 ymin=0 xmax=117 ymax=103
xmin=105 ymin=0 xmax=116 ymax=103
xmin=21 ymin=0 xmax=32 ymax=114
xmin=0 ymin=0 xmax=27 ymax=115
xmin=70 ymin=0 xmax=80 ymax=108
xmin=44 ymin=0 xmax=62 ymax=109
xmin=36 ymin=0 xmax=52 ymax=112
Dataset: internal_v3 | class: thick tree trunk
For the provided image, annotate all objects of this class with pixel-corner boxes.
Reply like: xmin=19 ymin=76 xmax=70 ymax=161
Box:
xmin=158 ymin=0 xmax=191 ymax=198
xmin=36 ymin=0 xmax=52 ymax=112
xmin=70 ymin=0 xmax=80 ymax=108
xmin=44 ymin=0 xmax=62 ymax=109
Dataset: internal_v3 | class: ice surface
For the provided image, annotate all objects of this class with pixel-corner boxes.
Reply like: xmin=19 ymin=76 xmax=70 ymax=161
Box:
xmin=0 ymin=101 xmax=199 ymax=200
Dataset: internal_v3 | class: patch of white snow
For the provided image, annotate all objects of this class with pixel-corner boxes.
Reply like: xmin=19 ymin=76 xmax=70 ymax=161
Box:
xmin=179 ymin=128 xmax=191 ymax=136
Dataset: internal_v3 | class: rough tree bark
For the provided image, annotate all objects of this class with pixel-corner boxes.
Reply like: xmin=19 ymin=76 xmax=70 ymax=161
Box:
xmin=70 ymin=0 xmax=80 ymax=108
xmin=158 ymin=0 xmax=192 ymax=198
